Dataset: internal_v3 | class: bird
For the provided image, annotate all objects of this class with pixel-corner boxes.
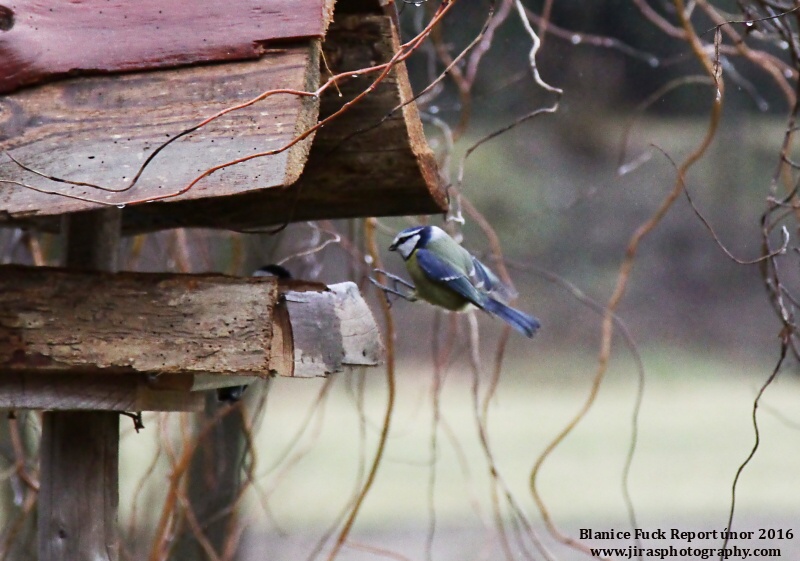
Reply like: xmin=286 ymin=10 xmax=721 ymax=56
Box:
xmin=252 ymin=264 xmax=292 ymax=280
xmin=387 ymin=225 xmax=540 ymax=338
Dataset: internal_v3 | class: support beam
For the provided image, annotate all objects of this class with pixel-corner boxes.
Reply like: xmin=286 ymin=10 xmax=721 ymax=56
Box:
xmin=0 ymin=373 xmax=203 ymax=412
xmin=39 ymin=411 xmax=120 ymax=561
xmin=38 ymin=208 xmax=122 ymax=561
xmin=62 ymin=209 xmax=122 ymax=271
xmin=0 ymin=266 xmax=384 ymax=409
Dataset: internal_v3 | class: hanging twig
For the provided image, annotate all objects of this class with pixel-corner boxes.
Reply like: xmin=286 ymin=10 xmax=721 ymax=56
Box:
xmin=719 ymin=333 xmax=787 ymax=558
xmin=2 ymin=2 xmax=459 ymax=208
xmin=530 ymin=0 xmax=725 ymax=554
xmin=323 ymin=218 xmax=397 ymax=561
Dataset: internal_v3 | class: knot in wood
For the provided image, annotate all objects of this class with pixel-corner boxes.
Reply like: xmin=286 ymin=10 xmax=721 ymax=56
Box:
xmin=0 ymin=6 xmax=13 ymax=31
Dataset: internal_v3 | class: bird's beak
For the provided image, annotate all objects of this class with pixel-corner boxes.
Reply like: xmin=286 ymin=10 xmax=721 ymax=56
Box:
xmin=389 ymin=241 xmax=398 ymax=251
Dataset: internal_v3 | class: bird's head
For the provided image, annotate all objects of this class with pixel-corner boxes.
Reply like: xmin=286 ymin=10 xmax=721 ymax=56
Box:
xmin=389 ymin=225 xmax=434 ymax=259
xmin=252 ymin=264 xmax=292 ymax=279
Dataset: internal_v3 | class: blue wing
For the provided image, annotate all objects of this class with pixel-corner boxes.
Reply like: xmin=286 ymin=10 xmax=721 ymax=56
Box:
xmin=417 ymin=249 xmax=540 ymax=338
xmin=470 ymin=257 xmax=495 ymax=290
xmin=471 ymin=257 xmax=517 ymax=302
xmin=415 ymin=249 xmax=486 ymax=307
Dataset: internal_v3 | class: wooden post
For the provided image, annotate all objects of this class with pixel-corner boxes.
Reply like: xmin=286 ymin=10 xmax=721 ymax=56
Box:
xmin=38 ymin=209 xmax=122 ymax=561
xmin=38 ymin=411 xmax=120 ymax=561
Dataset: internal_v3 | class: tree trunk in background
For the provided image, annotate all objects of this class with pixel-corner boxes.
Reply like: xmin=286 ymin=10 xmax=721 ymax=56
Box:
xmin=0 ymin=412 xmax=38 ymax=559
xmin=171 ymin=394 xmax=247 ymax=561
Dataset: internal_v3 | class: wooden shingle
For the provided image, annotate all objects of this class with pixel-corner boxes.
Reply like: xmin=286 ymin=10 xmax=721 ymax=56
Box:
xmin=0 ymin=0 xmax=445 ymax=233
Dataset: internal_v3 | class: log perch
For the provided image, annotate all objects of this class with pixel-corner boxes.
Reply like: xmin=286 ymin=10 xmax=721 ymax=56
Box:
xmin=284 ymin=282 xmax=385 ymax=378
xmin=0 ymin=265 xmax=384 ymax=411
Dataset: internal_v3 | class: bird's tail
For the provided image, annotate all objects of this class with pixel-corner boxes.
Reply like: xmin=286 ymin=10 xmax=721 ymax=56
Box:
xmin=482 ymin=298 xmax=541 ymax=338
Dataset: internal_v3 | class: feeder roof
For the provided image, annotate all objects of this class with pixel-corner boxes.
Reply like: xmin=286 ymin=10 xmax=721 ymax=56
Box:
xmin=0 ymin=0 xmax=445 ymax=233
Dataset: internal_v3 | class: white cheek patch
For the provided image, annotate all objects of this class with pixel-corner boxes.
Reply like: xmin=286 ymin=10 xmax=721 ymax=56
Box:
xmin=397 ymin=236 xmax=419 ymax=259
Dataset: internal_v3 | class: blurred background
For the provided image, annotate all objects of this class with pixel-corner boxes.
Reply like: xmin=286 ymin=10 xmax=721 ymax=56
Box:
xmin=3 ymin=0 xmax=800 ymax=560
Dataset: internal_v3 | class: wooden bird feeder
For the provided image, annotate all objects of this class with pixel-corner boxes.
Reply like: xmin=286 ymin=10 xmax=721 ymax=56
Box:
xmin=0 ymin=0 xmax=444 ymax=558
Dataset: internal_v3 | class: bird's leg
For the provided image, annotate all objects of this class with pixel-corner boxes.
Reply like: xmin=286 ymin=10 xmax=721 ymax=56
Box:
xmin=369 ymin=269 xmax=418 ymax=305
xmin=373 ymin=269 xmax=415 ymax=289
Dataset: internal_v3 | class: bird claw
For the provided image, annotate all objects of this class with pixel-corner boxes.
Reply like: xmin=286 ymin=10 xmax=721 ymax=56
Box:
xmin=369 ymin=269 xmax=417 ymax=306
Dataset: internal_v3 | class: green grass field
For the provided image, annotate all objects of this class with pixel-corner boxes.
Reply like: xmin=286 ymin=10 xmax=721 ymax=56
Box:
xmin=117 ymin=348 xmax=800 ymax=558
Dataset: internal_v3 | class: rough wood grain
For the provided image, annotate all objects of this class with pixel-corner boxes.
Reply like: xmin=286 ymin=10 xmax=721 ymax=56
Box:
xmin=0 ymin=267 xmax=383 ymax=391
xmin=38 ymin=208 xmax=121 ymax=561
xmin=0 ymin=0 xmax=336 ymax=94
xmin=0 ymin=15 xmax=445 ymax=233
xmin=0 ymin=45 xmax=320 ymax=223
xmin=39 ymin=411 xmax=120 ymax=561
xmin=283 ymin=14 xmax=447 ymax=223
xmin=0 ymin=266 xmax=279 ymax=377
xmin=7 ymin=212 xmax=206 ymax=410
xmin=116 ymin=14 xmax=447 ymax=231
xmin=0 ymin=373 xmax=203 ymax=411
xmin=284 ymin=282 xmax=384 ymax=377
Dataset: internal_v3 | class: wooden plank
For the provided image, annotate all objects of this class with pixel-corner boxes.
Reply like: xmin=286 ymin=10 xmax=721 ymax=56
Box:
xmin=0 ymin=266 xmax=279 ymax=377
xmin=0 ymin=267 xmax=383 ymax=384
xmin=113 ymin=14 xmax=447 ymax=232
xmin=0 ymin=212 xmax=207 ymax=411
xmin=0 ymin=44 xmax=320 ymax=223
xmin=0 ymin=373 xmax=203 ymax=411
xmin=0 ymin=0 xmax=336 ymax=94
xmin=0 ymin=15 xmax=445 ymax=233
xmin=286 ymin=14 xmax=446 ymax=219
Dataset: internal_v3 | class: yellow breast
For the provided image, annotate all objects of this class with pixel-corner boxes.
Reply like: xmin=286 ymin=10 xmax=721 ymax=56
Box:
xmin=406 ymin=252 xmax=470 ymax=312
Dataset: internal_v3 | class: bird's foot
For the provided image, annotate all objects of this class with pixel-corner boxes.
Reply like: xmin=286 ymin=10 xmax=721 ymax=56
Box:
xmin=369 ymin=269 xmax=417 ymax=306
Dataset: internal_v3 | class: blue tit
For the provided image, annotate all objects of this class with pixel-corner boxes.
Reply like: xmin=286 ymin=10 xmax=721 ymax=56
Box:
xmin=389 ymin=225 xmax=540 ymax=338
xmin=252 ymin=263 xmax=292 ymax=280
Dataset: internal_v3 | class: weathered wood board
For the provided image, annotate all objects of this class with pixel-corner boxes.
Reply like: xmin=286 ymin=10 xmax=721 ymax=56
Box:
xmin=0 ymin=265 xmax=384 ymax=409
xmin=282 ymin=14 xmax=446 ymax=224
xmin=0 ymin=0 xmax=336 ymax=94
xmin=0 ymin=46 xmax=321 ymax=220
xmin=0 ymin=373 xmax=204 ymax=411
xmin=39 ymin=411 xmax=121 ymax=560
xmin=285 ymin=281 xmax=385 ymax=378
xmin=114 ymin=14 xmax=447 ymax=231
xmin=0 ymin=8 xmax=446 ymax=232
xmin=0 ymin=266 xmax=280 ymax=376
